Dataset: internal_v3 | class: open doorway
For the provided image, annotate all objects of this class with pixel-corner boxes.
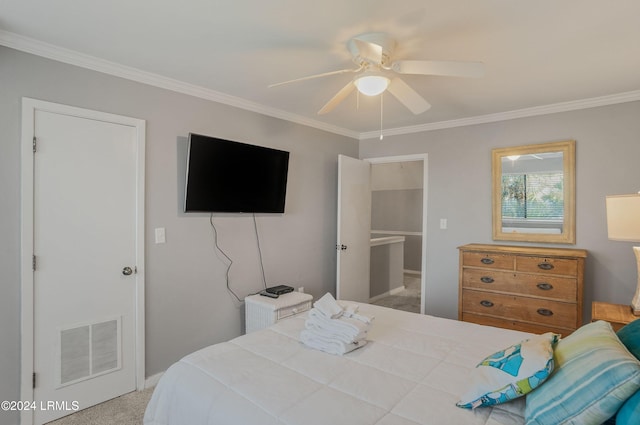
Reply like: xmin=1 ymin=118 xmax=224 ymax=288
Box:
xmin=367 ymin=155 xmax=427 ymax=314
xmin=335 ymin=154 xmax=427 ymax=313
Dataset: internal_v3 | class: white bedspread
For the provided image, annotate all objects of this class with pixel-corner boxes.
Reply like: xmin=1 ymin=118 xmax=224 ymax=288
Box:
xmin=144 ymin=303 xmax=531 ymax=425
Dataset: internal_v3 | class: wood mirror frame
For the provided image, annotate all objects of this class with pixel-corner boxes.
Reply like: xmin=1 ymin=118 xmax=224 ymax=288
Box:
xmin=492 ymin=140 xmax=576 ymax=244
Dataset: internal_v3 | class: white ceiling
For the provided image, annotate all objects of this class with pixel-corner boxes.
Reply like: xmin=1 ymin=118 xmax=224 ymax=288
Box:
xmin=2 ymin=0 xmax=640 ymax=139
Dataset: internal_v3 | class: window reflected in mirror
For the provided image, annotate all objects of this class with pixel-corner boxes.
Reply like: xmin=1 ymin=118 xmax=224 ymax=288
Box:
xmin=492 ymin=141 xmax=575 ymax=244
xmin=501 ymin=151 xmax=564 ymax=234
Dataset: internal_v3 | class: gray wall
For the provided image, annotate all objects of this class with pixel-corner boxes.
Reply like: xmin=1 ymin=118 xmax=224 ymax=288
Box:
xmin=371 ymin=189 xmax=424 ymax=232
xmin=371 ymin=161 xmax=424 ymax=272
xmin=0 ymin=46 xmax=357 ymax=424
xmin=370 ymin=241 xmax=405 ymax=297
xmin=361 ymin=101 xmax=640 ymax=321
xmin=371 ymin=190 xmax=423 ymax=270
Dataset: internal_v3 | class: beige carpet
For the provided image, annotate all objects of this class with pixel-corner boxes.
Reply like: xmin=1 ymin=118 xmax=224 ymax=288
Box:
xmin=46 ymin=387 xmax=154 ymax=425
xmin=371 ymin=273 xmax=421 ymax=313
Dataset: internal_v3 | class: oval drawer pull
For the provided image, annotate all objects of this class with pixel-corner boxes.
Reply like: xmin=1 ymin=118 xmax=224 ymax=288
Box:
xmin=536 ymin=282 xmax=554 ymax=291
xmin=538 ymin=262 xmax=554 ymax=270
xmin=480 ymin=258 xmax=495 ymax=265
xmin=537 ymin=308 xmax=554 ymax=317
xmin=480 ymin=300 xmax=494 ymax=308
xmin=480 ymin=276 xmax=495 ymax=284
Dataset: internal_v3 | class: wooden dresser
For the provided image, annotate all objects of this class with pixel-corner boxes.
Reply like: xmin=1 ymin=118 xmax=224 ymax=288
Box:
xmin=458 ymin=243 xmax=587 ymax=335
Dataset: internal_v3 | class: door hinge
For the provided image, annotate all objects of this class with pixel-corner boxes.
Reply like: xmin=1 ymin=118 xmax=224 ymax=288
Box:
xmin=33 ymin=372 xmax=36 ymax=389
xmin=32 ymin=255 xmax=37 ymax=271
xmin=33 ymin=136 xmax=37 ymax=153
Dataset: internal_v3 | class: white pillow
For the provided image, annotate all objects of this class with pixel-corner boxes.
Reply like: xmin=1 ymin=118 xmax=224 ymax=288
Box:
xmin=457 ymin=332 xmax=558 ymax=409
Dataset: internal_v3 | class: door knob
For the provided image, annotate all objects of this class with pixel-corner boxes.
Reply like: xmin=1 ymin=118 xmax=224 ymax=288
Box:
xmin=122 ymin=266 xmax=134 ymax=276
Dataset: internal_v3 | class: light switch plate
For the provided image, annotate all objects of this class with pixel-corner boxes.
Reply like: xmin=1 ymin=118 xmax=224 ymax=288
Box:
xmin=155 ymin=227 xmax=166 ymax=244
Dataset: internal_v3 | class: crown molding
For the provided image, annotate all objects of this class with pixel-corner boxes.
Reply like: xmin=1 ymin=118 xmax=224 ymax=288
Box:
xmin=0 ymin=30 xmax=359 ymax=139
xmin=359 ymin=90 xmax=640 ymax=140
xmin=3 ymin=30 xmax=639 ymax=142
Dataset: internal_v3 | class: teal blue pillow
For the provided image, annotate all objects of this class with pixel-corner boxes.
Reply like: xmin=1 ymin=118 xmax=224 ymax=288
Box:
xmin=525 ymin=321 xmax=640 ymax=425
xmin=617 ymin=318 xmax=640 ymax=361
xmin=617 ymin=389 xmax=640 ymax=425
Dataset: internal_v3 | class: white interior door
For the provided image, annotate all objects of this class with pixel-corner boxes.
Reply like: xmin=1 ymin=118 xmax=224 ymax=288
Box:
xmin=24 ymin=101 xmax=144 ymax=424
xmin=336 ymin=155 xmax=371 ymax=302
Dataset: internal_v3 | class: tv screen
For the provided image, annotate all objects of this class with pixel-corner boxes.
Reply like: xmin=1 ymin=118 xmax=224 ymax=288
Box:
xmin=184 ymin=133 xmax=289 ymax=213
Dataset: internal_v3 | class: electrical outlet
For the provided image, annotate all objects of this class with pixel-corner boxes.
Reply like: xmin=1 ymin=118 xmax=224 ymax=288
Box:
xmin=440 ymin=219 xmax=448 ymax=230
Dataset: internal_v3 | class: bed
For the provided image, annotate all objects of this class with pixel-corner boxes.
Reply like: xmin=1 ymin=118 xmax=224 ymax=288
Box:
xmin=144 ymin=302 xmax=640 ymax=425
xmin=143 ymin=303 xmax=535 ymax=425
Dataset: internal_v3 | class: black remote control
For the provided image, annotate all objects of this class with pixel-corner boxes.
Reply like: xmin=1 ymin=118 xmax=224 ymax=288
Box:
xmin=259 ymin=290 xmax=279 ymax=298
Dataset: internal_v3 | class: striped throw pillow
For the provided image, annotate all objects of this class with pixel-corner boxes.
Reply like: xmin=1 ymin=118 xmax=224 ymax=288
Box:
xmin=525 ymin=321 xmax=640 ymax=425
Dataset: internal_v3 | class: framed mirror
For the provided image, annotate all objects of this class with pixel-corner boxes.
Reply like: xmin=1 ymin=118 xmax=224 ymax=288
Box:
xmin=492 ymin=140 xmax=576 ymax=244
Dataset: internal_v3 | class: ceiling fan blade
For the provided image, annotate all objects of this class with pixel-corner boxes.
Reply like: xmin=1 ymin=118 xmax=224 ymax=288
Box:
xmin=391 ymin=60 xmax=485 ymax=78
xmin=387 ymin=78 xmax=431 ymax=115
xmin=269 ymin=67 xmax=360 ymax=88
xmin=318 ymin=82 xmax=355 ymax=115
xmin=351 ymin=37 xmax=383 ymax=64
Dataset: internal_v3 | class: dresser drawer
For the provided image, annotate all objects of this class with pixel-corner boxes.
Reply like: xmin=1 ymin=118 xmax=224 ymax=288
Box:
xmin=462 ymin=269 xmax=577 ymax=302
xmin=462 ymin=252 xmax=514 ymax=270
xmin=516 ymin=256 xmax=578 ymax=276
xmin=462 ymin=290 xmax=577 ymax=329
xmin=462 ymin=313 xmax=573 ymax=335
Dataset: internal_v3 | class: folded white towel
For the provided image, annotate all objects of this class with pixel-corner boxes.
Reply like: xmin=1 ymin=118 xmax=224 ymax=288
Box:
xmin=313 ymin=293 xmax=344 ymax=319
xmin=307 ymin=308 xmax=370 ymax=340
xmin=300 ymin=330 xmax=367 ymax=356
xmin=304 ymin=319 xmax=367 ymax=344
xmin=339 ymin=302 xmax=359 ymax=315
xmin=338 ymin=302 xmax=375 ymax=324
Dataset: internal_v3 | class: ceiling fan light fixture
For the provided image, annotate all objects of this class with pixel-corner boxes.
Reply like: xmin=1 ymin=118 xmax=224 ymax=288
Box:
xmin=354 ymin=75 xmax=390 ymax=96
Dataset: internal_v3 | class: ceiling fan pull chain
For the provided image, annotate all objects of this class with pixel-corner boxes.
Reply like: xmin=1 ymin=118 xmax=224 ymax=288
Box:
xmin=380 ymin=93 xmax=384 ymax=140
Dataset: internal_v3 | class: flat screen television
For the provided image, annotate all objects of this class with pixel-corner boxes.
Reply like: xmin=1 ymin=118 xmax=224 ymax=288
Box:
xmin=184 ymin=133 xmax=289 ymax=213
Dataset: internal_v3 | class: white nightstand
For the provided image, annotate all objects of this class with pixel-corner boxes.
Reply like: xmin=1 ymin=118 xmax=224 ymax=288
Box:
xmin=245 ymin=291 xmax=313 ymax=333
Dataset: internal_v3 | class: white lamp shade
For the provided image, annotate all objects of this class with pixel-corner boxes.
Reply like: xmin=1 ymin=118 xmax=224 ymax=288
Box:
xmin=606 ymin=194 xmax=640 ymax=242
xmin=354 ymin=75 xmax=390 ymax=96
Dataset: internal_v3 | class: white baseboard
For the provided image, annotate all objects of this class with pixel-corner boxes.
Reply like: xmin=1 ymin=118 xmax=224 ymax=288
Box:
xmin=404 ymin=269 xmax=422 ymax=276
xmin=389 ymin=285 xmax=405 ymax=295
xmin=369 ymin=285 xmax=405 ymax=303
xmin=144 ymin=371 xmax=164 ymax=389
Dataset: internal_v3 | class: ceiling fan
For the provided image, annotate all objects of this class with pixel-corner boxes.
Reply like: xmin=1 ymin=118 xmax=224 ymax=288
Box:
xmin=269 ymin=32 xmax=485 ymax=115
